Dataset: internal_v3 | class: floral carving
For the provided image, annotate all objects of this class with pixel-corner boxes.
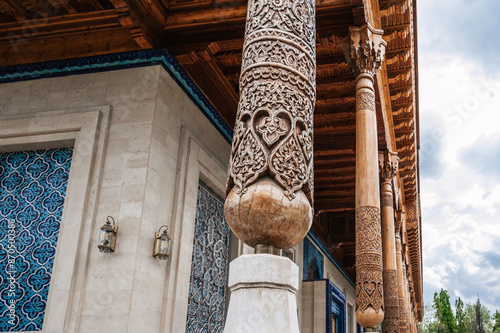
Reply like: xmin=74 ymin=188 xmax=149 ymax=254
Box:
xmin=270 ymin=135 xmax=308 ymax=200
xmin=356 ymin=92 xmax=375 ymax=113
xmin=245 ymin=0 xmax=315 ymax=48
xmin=342 ymin=23 xmax=386 ymax=77
xmin=399 ymin=298 xmax=407 ymax=333
xmin=383 ymin=270 xmax=400 ymax=333
xmin=382 ymin=193 xmax=393 ymax=208
xmin=256 ymin=113 xmax=290 ymax=146
xmin=230 ymin=129 xmax=267 ymax=194
xmin=379 ymin=150 xmax=399 ymax=181
xmin=226 ymin=0 xmax=315 ymax=204
xmin=242 ymin=39 xmax=315 ymax=82
xmin=356 ymin=206 xmax=384 ymax=314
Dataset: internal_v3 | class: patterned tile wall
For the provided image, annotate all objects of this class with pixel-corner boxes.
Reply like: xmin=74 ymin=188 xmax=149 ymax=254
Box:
xmin=186 ymin=180 xmax=231 ymax=332
xmin=303 ymin=237 xmax=324 ymax=280
xmin=0 ymin=148 xmax=73 ymax=331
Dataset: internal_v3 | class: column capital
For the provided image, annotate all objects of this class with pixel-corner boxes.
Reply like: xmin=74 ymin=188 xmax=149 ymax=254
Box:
xmin=379 ymin=150 xmax=399 ymax=182
xmin=343 ymin=23 xmax=387 ymax=77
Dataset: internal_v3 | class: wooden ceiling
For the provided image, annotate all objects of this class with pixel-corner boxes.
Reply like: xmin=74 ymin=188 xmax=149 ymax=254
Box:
xmin=0 ymin=0 xmax=421 ymax=317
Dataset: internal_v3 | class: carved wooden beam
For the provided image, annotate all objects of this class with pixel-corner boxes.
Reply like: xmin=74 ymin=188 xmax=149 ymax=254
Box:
xmin=109 ymin=0 xmax=167 ymax=48
xmin=224 ymin=0 xmax=316 ymax=251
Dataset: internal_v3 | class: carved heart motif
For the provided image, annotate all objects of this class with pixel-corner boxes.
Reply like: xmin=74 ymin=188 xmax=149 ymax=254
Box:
xmin=256 ymin=112 xmax=290 ymax=146
xmin=363 ymin=281 xmax=376 ymax=296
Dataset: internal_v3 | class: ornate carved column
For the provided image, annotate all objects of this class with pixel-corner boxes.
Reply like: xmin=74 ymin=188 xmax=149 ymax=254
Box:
xmin=403 ymin=258 xmax=411 ymax=332
xmin=395 ymin=211 xmax=407 ymax=333
xmin=224 ymin=0 xmax=316 ymax=252
xmin=222 ymin=0 xmax=315 ymax=330
xmin=379 ymin=150 xmax=399 ymax=333
xmin=343 ymin=23 xmax=387 ymax=329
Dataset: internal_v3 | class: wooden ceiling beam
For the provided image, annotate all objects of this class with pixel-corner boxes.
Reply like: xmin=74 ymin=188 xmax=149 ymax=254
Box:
xmin=3 ymin=0 xmax=28 ymax=20
xmin=0 ymin=10 xmax=121 ymax=43
xmin=314 ymin=149 xmax=354 ymax=157
xmin=109 ymin=0 xmax=168 ymax=48
xmin=165 ymin=0 xmax=353 ymax=30
xmin=176 ymin=50 xmax=238 ymax=127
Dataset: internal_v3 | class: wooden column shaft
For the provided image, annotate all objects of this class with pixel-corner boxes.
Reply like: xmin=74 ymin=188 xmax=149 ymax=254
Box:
xmin=380 ymin=150 xmax=400 ymax=333
xmin=343 ymin=23 xmax=387 ymax=329
xmin=395 ymin=226 xmax=407 ymax=333
xmin=224 ymin=0 xmax=316 ymax=250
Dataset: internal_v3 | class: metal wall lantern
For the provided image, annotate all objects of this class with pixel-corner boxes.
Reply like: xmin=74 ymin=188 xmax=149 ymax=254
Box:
xmin=98 ymin=216 xmax=118 ymax=253
xmin=153 ymin=225 xmax=171 ymax=260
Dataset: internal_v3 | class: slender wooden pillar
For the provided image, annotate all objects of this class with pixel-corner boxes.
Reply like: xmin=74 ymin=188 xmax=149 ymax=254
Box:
xmin=395 ymin=211 xmax=407 ymax=333
xmin=403 ymin=258 xmax=411 ymax=332
xmin=343 ymin=23 xmax=387 ymax=329
xmin=224 ymin=0 xmax=316 ymax=251
xmin=379 ymin=150 xmax=400 ymax=333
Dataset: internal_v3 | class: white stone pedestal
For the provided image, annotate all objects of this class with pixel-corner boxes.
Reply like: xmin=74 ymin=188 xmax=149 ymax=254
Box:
xmin=223 ymin=254 xmax=300 ymax=333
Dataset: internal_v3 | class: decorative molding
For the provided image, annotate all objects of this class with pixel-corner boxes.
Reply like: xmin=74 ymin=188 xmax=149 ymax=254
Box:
xmin=356 ymin=91 xmax=376 ymax=113
xmin=379 ymin=150 xmax=399 ymax=181
xmin=0 ymin=49 xmax=233 ymax=144
xmin=355 ymin=206 xmax=384 ymax=314
xmin=327 ymin=280 xmax=347 ymax=333
xmin=383 ymin=270 xmax=400 ymax=333
xmin=381 ymin=193 xmax=394 ymax=208
xmin=342 ymin=23 xmax=387 ymax=77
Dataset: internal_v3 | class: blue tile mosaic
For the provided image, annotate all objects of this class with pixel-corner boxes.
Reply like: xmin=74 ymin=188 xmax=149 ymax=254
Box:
xmin=186 ymin=181 xmax=231 ymax=333
xmin=303 ymin=237 xmax=324 ymax=280
xmin=0 ymin=148 xmax=73 ymax=332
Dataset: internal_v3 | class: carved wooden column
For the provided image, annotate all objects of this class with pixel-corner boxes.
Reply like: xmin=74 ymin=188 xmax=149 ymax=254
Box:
xmin=343 ymin=23 xmax=387 ymax=330
xmin=224 ymin=0 xmax=316 ymax=251
xmin=223 ymin=1 xmax=315 ymax=330
xmin=403 ymin=258 xmax=411 ymax=332
xmin=379 ymin=150 xmax=399 ymax=333
xmin=395 ymin=211 xmax=407 ymax=333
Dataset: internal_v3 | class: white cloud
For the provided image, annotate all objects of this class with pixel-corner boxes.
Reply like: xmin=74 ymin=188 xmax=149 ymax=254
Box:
xmin=418 ymin=4 xmax=500 ymax=313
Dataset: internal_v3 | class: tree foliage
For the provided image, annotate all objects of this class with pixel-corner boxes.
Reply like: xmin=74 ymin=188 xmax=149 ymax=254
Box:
xmin=492 ymin=310 xmax=500 ymax=333
xmin=433 ymin=289 xmax=457 ymax=333
xmin=419 ymin=290 xmax=496 ymax=333
xmin=456 ymin=297 xmax=467 ymax=333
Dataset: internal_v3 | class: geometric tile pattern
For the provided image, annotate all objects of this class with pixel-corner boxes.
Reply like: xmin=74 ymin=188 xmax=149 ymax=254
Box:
xmin=0 ymin=148 xmax=73 ymax=332
xmin=303 ymin=237 xmax=324 ymax=280
xmin=186 ymin=180 xmax=231 ymax=333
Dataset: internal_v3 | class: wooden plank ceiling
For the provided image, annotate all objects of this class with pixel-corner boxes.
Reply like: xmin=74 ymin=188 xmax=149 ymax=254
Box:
xmin=0 ymin=0 xmax=420 ymax=293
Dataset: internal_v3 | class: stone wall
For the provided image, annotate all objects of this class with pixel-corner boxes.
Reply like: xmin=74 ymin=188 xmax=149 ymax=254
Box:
xmin=0 ymin=65 xmax=231 ymax=333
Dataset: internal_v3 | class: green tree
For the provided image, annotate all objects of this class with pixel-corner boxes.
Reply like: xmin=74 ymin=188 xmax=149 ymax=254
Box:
xmin=455 ymin=297 xmax=467 ymax=333
xmin=464 ymin=298 xmax=492 ymax=333
xmin=434 ymin=289 xmax=457 ymax=333
xmin=492 ymin=310 xmax=500 ymax=333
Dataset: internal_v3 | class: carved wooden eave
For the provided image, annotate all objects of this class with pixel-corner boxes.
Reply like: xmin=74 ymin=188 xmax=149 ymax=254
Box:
xmin=378 ymin=0 xmax=423 ymax=321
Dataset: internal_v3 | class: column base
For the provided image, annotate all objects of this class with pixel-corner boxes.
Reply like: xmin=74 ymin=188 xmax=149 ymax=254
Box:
xmin=223 ymin=254 xmax=300 ymax=333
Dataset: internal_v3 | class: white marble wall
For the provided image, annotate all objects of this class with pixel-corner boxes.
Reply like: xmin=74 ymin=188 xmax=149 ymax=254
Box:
xmin=0 ymin=66 xmax=230 ymax=333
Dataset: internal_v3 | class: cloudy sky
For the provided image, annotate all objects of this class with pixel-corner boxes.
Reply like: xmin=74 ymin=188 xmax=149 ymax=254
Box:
xmin=418 ymin=0 xmax=500 ymax=312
